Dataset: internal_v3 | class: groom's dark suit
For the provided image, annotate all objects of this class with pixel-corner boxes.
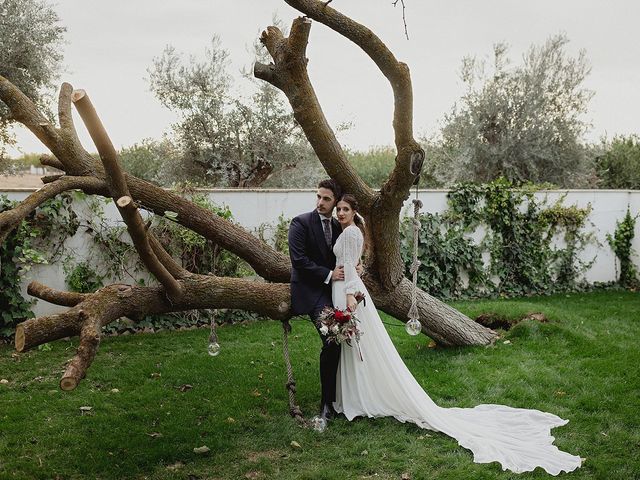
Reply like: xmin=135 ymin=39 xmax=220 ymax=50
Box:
xmin=288 ymin=210 xmax=342 ymax=408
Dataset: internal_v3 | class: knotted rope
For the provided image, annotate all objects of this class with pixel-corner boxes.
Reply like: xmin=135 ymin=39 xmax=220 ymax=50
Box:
xmin=281 ymin=320 xmax=307 ymax=426
xmin=408 ymin=198 xmax=422 ymax=323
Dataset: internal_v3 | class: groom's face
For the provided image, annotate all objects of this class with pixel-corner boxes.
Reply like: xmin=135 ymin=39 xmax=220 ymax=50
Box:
xmin=316 ymin=187 xmax=337 ymax=216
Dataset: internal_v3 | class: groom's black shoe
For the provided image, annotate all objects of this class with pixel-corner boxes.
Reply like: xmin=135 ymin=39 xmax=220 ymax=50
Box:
xmin=320 ymin=403 xmax=338 ymax=422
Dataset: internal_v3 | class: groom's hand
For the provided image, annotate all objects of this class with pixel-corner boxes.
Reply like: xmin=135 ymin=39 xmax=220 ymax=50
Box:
xmin=356 ymin=262 xmax=364 ymax=277
xmin=331 ymin=266 xmax=345 ymax=281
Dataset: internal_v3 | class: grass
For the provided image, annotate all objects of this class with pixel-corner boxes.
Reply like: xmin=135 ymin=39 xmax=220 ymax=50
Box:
xmin=0 ymin=290 xmax=638 ymax=479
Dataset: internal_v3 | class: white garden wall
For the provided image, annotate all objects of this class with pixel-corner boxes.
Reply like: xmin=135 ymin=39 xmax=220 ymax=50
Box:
xmin=2 ymin=188 xmax=639 ymax=317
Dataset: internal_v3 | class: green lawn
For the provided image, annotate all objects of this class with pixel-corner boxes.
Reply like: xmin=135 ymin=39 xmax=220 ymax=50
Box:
xmin=0 ymin=291 xmax=638 ymax=479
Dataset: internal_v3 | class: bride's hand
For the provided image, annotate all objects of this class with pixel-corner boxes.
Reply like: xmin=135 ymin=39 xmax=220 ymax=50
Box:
xmin=346 ymin=294 xmax=358 ymax=312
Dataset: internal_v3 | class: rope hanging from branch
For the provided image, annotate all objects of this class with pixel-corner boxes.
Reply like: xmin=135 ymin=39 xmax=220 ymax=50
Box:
xmin=281 ymin=320 xmax=307 ymax=425
xmin=406 ymin=156 xmax=424 ymax=336
xmin=408 ymin=197 xmax=422 ymax=321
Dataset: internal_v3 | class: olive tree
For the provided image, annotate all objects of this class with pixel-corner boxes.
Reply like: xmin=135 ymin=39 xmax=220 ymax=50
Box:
xmin=426 ymin=34 xmax=594 ymax=187
xmin=0 ymin=0 xmax=65 ymax=165
xmin=147 ymin=36 xmax=322 ymax=188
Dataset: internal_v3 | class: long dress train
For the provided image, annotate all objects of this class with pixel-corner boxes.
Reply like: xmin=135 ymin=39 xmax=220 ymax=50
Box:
xmin=331 ymin=225 xmax=581 ymax=475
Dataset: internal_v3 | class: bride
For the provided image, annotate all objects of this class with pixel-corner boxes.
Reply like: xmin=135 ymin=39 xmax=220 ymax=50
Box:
xmin=330 ymin=194 xmax=582 ymax=475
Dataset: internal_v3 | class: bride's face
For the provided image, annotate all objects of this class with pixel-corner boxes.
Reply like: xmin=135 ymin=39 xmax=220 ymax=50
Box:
xmin=336 ymin=200 xmax=356 ymax=227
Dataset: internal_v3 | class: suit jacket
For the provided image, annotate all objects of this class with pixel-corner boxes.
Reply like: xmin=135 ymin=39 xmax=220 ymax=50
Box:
xmin=288 ymin=210 xmax=341 ymax=315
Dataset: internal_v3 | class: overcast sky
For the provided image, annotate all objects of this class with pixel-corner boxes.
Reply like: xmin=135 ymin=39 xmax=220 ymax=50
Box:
xmin=8 ymin=0 xmax=640 ymax=156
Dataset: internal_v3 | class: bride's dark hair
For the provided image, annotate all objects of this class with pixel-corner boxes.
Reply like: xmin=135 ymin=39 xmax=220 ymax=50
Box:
xmin=339 ymin=194 xmax=367 ymax=251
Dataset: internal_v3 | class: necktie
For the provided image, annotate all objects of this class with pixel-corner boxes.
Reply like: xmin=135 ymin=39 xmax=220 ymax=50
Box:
xmin=322 ymin=218 xmax=332 ymax=248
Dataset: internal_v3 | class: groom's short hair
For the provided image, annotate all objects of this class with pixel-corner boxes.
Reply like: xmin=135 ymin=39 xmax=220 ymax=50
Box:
xmin=317 ymin=179 xmax=342 ymax=201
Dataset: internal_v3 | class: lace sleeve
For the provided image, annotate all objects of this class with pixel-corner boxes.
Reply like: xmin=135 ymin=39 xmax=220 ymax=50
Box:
xmin=342 ymin=226 xmax=363 ymax=295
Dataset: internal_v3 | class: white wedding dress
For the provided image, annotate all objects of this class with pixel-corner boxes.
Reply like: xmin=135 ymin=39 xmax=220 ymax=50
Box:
xmin=331 ymin=225 xmax=581 ymax=475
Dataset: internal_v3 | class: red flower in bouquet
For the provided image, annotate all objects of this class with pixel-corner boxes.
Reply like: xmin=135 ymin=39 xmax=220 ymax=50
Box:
xmin=334 ymin=309 xmax=351 ymax=324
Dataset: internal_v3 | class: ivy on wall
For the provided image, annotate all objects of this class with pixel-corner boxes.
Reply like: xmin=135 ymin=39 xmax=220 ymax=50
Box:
xmin=400 ymin=178 xmax=598 ymax=299
xmin=0 ymin=193 xmax=79 ymax=336
xmin=607 ymin=208 xmax=639 ymax=287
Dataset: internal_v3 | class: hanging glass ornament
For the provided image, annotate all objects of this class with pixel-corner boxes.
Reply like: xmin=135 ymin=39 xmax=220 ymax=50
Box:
xmin=310 ymin=415 xmax=327 ymax=432
xmin=405 ymin=318 xmax=422 ymax=336
xmin=207 ymin=341 xmax=221 ymax=356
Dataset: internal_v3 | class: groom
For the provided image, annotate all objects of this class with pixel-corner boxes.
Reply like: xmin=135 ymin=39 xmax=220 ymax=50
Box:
xmin=288 ymin=179 xmax=344 ymax=422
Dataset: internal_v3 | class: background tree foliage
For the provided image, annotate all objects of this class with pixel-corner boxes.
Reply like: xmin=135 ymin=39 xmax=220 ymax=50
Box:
xmin=118 ymin=138 xmax=179 ymax=186
xmin=0 ymin=0 xmax=65 ymax=166
xmin=595 ymin=135 xmax=640 ymax=190
xmin=147 ymin=35 xmax=322 ymax=188
xmin=425 ymin=34 xmax=595 ymax=188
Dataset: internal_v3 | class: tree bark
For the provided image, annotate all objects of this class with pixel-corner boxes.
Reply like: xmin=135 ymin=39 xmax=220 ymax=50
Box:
xmin=369 ymin=277 xmax=497 ymax=346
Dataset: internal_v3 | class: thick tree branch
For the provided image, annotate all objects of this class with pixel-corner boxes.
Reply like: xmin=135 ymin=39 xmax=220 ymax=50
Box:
xmin=370 ymin=277 xmax=499 ymax=346
xmin=0 ymin=76 xmax=94 ymax=175
xmin=256 ymin=18 xmax=375 ymax=212
xmin=0 ymin=75 xmax=291 ymax=282
xmin=15 ymin=275 xmax=292 ymax=391
xmin=0 ymin=175 xmax=106 ymax=244
xmin=27 ymin=281 xmax=88 ymax=307
xmin=284 ymin=0 xmax=417 ymax=154
xmin=253 ymin=62 xmax=278 ymax=87
xmin=71 ymin=90 xmax=129 ymax=196
xmin=16 ymin=277 xmax=290 ymax=352
xmin=124 ymin=175 xmax=292 ymax=282
xmin=60 ymin=313 xmax=101 ymax=391
xmin=0 ymin=77 xmax=60 ymax=150
xmin=115 ymin=196 xmax=183 ymax=301
xmin=287 ymin=15 xmax=312 ymax=58
xmin=39 ymin=154 xmax=65 ymax=170
xmin=57 ymin=83 xmax=78 ymax=139
xmin=71 ymin=90 xmax=183 ymax=302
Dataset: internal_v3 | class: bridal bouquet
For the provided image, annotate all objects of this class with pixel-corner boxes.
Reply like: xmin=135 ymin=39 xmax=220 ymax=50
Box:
xmin=317 ymin=292 xmax=366 ymax=360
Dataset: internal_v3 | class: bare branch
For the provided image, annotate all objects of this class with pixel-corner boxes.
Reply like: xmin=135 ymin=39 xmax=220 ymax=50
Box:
xmin=41 ymin=174 xmax=64 ymax=184
xmin=27 ymin=281 xmax=88 ymax=307
xmin=39 ymin=154 xmax=65 ymax=170
xmin=15 ymin=311 xmax=83 ymax=353
xmin=284 ymin=0 xmax=422 ymax=204
xmin=72 ymin=90 xmax=183 ymax=302
xmin=0 ymin=76 xmax=94 ymax=175
xmin=253 ymin=62 xmax=277 ymax=86
xmin=285 ymin=1 xmax=414 ymax=146
xmin=124 ymin=175 xmax=292 ymax=282
xmin=392 ymin=0 xmax=410 ymax=40
xmin=60 ymin=316 xmax=101 ymax=391
xmin=0 ymin=176 xmax=106 ymax=244
xmin=57 ymin=83 xmax=78 ymax=135
xmin=256 ymin=17 xmax=375 ymax=210
xmin=0 ymin=74 xmax=62 ymax=149
xmin=16 ymin=276 xmax=291 ymax=353
xmin=260 ymin=26 xmax=285 ymax=59
xmin=287 ymin=15 xmax=312 ymax=58
xmin=71 ymin=89 xmax=129 ymax=196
